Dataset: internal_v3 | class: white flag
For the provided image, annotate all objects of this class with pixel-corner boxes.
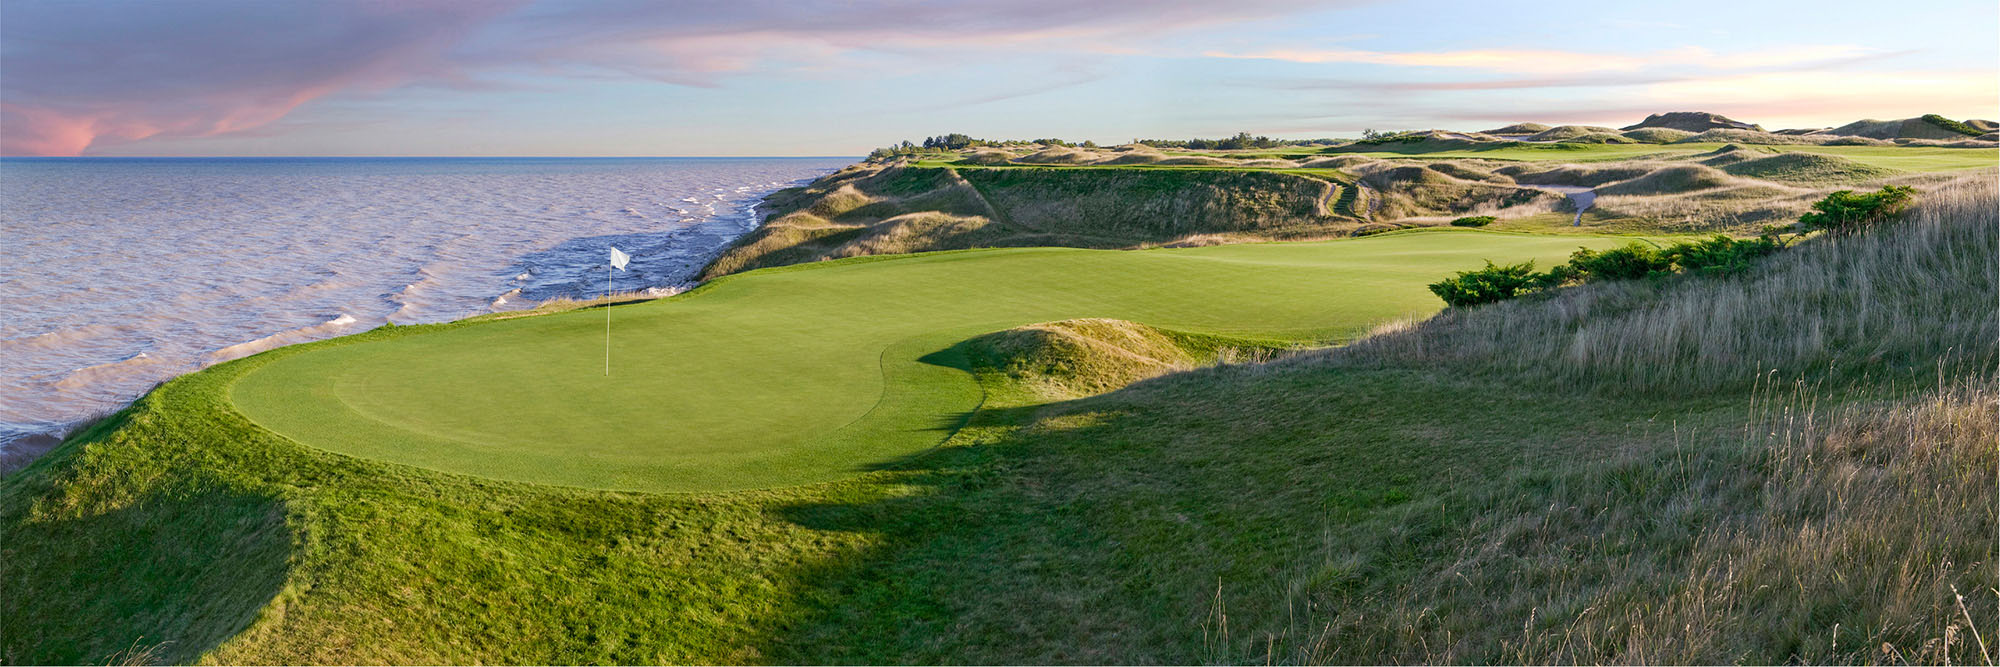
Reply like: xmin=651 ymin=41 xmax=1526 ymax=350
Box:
xmin=609 ymin=246 xmax=630 ymax=271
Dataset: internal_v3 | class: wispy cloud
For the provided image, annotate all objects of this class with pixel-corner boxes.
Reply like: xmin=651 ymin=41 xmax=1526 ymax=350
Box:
xmin=1204 ymin=44 xmax=1881 ymax=76
xmin=1 ymin=0 xmax=1339 ymax=155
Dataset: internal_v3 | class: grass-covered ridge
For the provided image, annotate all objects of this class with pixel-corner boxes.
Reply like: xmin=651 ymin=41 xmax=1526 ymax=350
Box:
xmin=700 ymin=141 xmax=1992 ymax=279
xmin=5 ymin=175 xmax=1992 ymax=665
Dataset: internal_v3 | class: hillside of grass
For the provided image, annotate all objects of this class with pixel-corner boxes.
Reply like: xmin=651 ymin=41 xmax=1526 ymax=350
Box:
xmin=700 ymin=141 xmax=1992 ymax=278
xmin=6 ymin=164 xmax=1993 ymax=665
xmin=699 ymin=162 xmax=1370 ymax=278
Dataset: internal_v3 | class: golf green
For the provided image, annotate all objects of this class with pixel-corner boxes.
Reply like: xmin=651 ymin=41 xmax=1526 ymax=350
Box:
xmin=229 ymin=230 xmax=1624 ymax=493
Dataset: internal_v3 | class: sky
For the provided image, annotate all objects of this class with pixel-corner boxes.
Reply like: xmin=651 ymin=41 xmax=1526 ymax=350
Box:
xmin=2 ymin=0 xmax=1995 ymax=157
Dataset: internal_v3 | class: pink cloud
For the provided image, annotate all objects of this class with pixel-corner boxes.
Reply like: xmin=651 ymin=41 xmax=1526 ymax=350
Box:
xmin=0 ymin=0 xmax=1342 ymax=155
xmin=1 ymin=1 xmax=516 ymax=155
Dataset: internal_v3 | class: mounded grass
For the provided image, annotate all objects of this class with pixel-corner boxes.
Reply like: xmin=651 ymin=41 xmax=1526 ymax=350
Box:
xmin=1721 ymin=152 xmax=1897 ymax=184
xmin=230 ymin=232 xmax=1626 ymax=493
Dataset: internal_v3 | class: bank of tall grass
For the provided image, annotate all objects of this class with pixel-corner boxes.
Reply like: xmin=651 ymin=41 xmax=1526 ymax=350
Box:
xmin=1336 ymin=178 xmax=1996 ymax=393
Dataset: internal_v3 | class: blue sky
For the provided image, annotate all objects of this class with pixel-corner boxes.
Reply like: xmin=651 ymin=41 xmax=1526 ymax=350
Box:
xmin=3 ymin=0 xmax=1994 ymax=156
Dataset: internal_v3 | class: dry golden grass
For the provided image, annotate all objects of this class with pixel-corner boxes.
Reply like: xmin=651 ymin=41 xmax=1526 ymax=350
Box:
xmin=1327 ymin=177 xmax=1997 ymax=393
xmin=1232 ymin=375 xmax=1995 ymax=664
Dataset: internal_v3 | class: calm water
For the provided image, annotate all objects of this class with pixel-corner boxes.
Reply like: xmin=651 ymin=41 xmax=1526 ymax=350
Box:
xmin=0 ymin=157 xmax=849 ymax=463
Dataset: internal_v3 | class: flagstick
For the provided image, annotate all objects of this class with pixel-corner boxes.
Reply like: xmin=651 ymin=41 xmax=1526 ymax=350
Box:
xmin=604 ymin=262 xmax=612 ymax=376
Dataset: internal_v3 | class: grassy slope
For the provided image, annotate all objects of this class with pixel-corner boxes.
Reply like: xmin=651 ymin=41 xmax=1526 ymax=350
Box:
xmin=232 ymin=232 xmax=1619 ymax=494
xmin=699 ymin=163 xmax=1372 ymax=280
xmin=708 ymin=146 xmax=1991 ymax=280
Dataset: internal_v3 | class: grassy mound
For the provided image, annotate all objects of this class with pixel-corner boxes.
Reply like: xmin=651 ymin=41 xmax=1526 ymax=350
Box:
xmin=965 ymin=319 xmax=1280 ymax=401
xmin=1297 ymin=155 xmax=1375 ymax=169
xmin=1094 ymin=150 xmax=1166 ymax=165
xmin=1826 ymin=117 xmax=1982 ymax=141
xmin=1477 ymin=122 xmax=1551 ymax=135
xmin=957 ymin=148 xmax=1015 ymax=165
xmin=1509 ymin=163 xmax=1655 ymax=186
xmin=1557 ymin=132 xmax=1637 ymax=144
xmin=1425 ymin=161 xmax=1513 ymax=183
xmin=1620 ymin=111 xmax=1761 ymax=132
xmin=1152 ymin=155 xmax=1236 ymax=166
xmin=1596 ymin=164 xmax=1736 ymax=195
xmin=1524 ymin=125 xmax=1619 ymax=141
xmin=1620 ymin=127 xmax=1695 ymax=143
xmin=1722 ymin=152 xmax=1898 ymax=184
xmin=1676 ymin=129 xmax=1831 ymax=145
xmin=1359 ymin=166 xmax=1557 ymax=220
xmin=1014 ymin=147 xmax=1098 ymax=164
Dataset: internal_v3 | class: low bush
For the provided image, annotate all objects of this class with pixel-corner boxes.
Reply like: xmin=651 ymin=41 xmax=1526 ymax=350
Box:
xmin=1428 ymin=261 xmax=1539 ymax=307
xmin=1449 ymin=215 xmax=1496 ymax=227
xmin=1663 ymin=234 xmax=1785 ymax=275
xmin=1920 ymin=114 xmax=1984 ymax=137
xmin=1437 ymin=233 xmax=1791 ymax=307
xmin=1799 ymin=185 xmax=1916 ymax=237
xmin=1566 ymin=242 xmax=1672 ymax=281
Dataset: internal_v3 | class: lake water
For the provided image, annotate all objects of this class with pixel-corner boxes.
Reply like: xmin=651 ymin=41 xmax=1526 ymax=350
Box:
xmin=0 ymin=157 xmax=850 ymax=466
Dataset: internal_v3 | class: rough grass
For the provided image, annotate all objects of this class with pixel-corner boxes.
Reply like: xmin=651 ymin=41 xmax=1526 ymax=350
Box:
xmin=964 ymin=319 xmax=1285 ymax=401
xmin=1478 ymin=122 xmax=1551 ymax=135
xmin=1524 ymin=125 xmax=1620 ymax=141
xmin=1722 ymin=152 xmax=1898 ymax=184
xmin=1334 ymin=178 xmax=1997 ymax=392
xmin=700 ymin=164 xmax=1370 ymax=278
xmin=1595 ymin=164 xmax=1736 ymax=195
xmin=1621 ymin=127 xmax=1696 ymax=143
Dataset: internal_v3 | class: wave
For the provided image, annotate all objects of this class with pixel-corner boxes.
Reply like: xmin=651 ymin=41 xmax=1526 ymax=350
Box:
xmin=208 ymin=314 xmax=365 ymax=364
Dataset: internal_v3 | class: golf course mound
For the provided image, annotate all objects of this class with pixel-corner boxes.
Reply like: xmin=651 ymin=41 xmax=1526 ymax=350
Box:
xmin=227 ymin=232 xmax=1623 ymax=493
xmin=1721 ymin=152 xmax=1897 ymax=184
xmin=964 ymin=319 xmax=1280 ymax=400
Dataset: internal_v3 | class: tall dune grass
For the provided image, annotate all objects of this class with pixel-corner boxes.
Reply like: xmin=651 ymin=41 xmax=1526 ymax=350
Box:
xmin=1324 ymin=177 xmax=1998 ymax=394
xmin=1241 ymin=375 xmax=1996 ymax=664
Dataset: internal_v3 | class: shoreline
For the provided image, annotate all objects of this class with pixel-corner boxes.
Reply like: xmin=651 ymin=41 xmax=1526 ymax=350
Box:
xmin=0 ymin=173 xmax=805 ymax=476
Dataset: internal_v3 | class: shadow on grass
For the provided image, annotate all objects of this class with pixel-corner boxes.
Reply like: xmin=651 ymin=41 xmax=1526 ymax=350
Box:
xmin=746 ymin=356 xmax=1687 ymax=664
xmin=0 ymin=432 xmax=292 ymax=665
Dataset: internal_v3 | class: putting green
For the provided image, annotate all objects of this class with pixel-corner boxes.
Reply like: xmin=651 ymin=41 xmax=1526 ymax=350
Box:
xmin=230 ymin=231 xmax=1624 ymax=493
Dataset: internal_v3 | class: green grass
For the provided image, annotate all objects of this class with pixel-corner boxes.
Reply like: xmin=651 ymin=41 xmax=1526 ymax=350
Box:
xmin=229 ymin=231 xmax=1625 ymax=493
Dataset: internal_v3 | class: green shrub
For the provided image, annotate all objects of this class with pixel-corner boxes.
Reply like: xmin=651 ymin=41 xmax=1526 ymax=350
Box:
xmin=1428 ymin=261 xmax=1539 ymax=307
xmin=1662 ymin=235 xmax=1785 ymax=275
xmin=1920 ymin=114 xmax=1984 ymax=137
xmin=1450 ymin=215 xmax=1497 ymax=227
xmin=1798 ymin=185 xmax=1916 ymax=236
xmin=1566 ymin=242 xmax=1672 ymax=281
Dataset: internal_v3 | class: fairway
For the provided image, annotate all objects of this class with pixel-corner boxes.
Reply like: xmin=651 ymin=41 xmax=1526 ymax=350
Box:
xmin=230 ymin=231 xmax=1625 ymax=493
